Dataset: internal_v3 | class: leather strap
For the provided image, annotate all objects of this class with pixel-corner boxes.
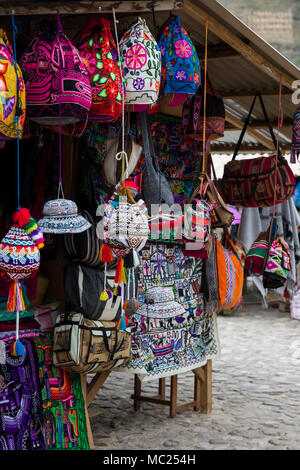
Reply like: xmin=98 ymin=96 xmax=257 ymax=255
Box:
xmin=232 ymin=93 xmax=282 ymax=161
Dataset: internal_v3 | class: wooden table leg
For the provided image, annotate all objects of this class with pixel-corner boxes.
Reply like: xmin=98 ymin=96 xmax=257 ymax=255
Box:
xmin=159 ymin=377 xmax=166 ymax=399
xmin=193 ymin=374 xmax=201 ymax=411
xmin=134 ymin=374 xmax=142 ymax=411
xmin=200 ymin=359 xmax=212 ymax=414
xmin=170 ymin=375 xmax=178 ymax=418
xmin=80 ymin=374 xmax=95 ymax=450
xmin=86 ymin=371 xmax=111 ymax=408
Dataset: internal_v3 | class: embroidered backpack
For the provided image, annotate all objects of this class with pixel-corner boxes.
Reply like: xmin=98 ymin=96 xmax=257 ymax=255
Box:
xmin=0 ymin=29 xmax=26 ymax=139
xmin=20 ymin=16 xmax=92 ymax=126
xmin=120 ymin=17 xmax=161 ymax=105
xmin=77 ymin=17 xmax=124 ymax=122
xmin=158 ymin=15 xmax=201 ymax=97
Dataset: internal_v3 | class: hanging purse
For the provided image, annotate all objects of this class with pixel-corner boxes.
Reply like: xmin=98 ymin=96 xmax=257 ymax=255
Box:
xmin=222 ymin=93 xmax=295 ymax=208
xmin=244 ymin=217 xmax=278 ymax=276
xmin=263 ymin=237 xmax=291 ymax=288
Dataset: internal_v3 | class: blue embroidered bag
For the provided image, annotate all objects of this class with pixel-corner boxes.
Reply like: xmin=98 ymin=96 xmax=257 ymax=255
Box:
xmin=158 ymin=15 xmax=201 ymax=96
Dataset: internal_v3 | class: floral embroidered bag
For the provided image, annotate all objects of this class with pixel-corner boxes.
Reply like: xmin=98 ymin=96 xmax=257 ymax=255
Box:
xmin=120 ymin=17 xmax=161 ymax=105
xmin=20 ymin=15 xmax=91 ymax=126
xmin=0 ymin=29 xmax=26 ymax=140
xmin=77 ymin=17 xmax=124 ymax=122
xmin=158 ymin=15 xmax=201 ymax=97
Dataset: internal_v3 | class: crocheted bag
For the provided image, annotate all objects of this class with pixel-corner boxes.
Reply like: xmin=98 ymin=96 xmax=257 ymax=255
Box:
xmin=158 ymin=15 xmax=201 ymax=96
xmin=77 ymin=17 xmax=124 ymax=122
xmin=20 ymin=15 xmax=91 ymax=126
xmin=120 ymin=17 xmax=161 ymax=105
xmin=0 ymin=29 xmax=26 ymax=139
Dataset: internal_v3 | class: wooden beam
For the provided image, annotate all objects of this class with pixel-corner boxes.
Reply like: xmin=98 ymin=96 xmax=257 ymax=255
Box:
xmin=183 ymin=0 xmax=295 ymax=89
xmin=1 ymin=0 xmax=183 ymax=15
xmin=222 ymin=89 xmax=292 ymax=99
xmin=225 ymin=119 xmax=293 ymax=131
xmin=197 ymin=45 xmax=240 ymax=60
xmin=86 ymin=371 xmax=110 ymax=408
xmin=225 ymin=110 xmax=276 ymax=150
xmin=211 ymin=143 xmax=291 ymax=153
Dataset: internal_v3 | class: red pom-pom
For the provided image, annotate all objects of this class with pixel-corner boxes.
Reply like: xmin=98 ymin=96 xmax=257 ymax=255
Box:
xmin=100 ymin=244 xmax=114 ymax=263
xmin=12 ymin=208 xmax=31 ymax=228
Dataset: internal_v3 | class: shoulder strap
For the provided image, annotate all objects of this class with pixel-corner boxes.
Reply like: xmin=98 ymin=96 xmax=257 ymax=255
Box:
xmin=140 ymin=110 xmax=159 ymax=172
xmin=232 ymin=93 xmax=281 ymax=161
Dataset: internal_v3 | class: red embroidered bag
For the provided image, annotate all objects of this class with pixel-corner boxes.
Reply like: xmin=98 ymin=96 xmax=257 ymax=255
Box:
xmin=222 ymin=93 xmax=295 ymax=208
xmin=77 ymin=17 xmax=124 ymax=122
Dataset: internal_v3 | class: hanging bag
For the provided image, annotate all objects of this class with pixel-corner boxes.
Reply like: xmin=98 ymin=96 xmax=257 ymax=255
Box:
xmin=244 ymin=217 xmax=278 ymax=276
xmin=263 ymin=237 xmax=291 ymax=288
xmin=182 ymin=76 xmax=225 ymax=143
xmin=120 ymin=17 xmax=161 ymax=105
xmin=77 ymin=17 xmax=124 ymax=122
xmin=0 ymin=29 xmax=26 ymax=140
xmin=20 ymin=13 xmax=91 ymax=125
xmin=221 ymin=93 xmax=295 ymax=208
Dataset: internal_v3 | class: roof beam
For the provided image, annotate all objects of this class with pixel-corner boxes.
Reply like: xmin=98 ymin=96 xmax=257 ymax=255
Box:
xmin=211 ymin=143 xmax=291 ymax=154
xmin=222 ymin=89 xmax=292 ymax=99
xmin=0 ymin=0 xmax=183 ymax=15
xmin=225 ymin=118 xmax=293 ymax=131
xmin=183 ymin=0 xmax=295 ymax=89
xmin=196 ymin=45 xmax=240 ymax=60
xmin=225 ymin=110 xmax=276 ymax=150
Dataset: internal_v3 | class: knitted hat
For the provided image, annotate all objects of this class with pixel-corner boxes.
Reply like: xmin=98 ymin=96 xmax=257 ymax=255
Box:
xmin=38 ymin=199 xmax=91 ymax=234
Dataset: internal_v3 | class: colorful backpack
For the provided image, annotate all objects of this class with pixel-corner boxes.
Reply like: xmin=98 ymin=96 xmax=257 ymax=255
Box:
xmin=77 ymin=17 xmax=124 ymax=122
xmin=20 ymin=15 xmax=92 ymax=125
xmin=0 ymin=29 xmax=26 ymax=139
xmin=158 ymin=15 xmax=201 ymax=97
xmin=120 ymin=17 xmax=161 ymax=105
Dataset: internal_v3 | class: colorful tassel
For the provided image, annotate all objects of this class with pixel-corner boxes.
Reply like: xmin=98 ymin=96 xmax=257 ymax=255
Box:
xmin=10 ymin=338 xmax=25 ymax=357
xmin=99 ymin=289 xmax=112 ymax=301
xmin=116 ymin=313 xmax=129 ymax=331
xmin=100 ymin=244 xmax=114 ymax=263
xmin=114 ymin=257 xmax=127 ymax=284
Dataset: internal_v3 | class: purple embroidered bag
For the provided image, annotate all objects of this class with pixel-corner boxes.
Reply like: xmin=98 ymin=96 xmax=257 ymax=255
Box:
xmin=20 ymin=13 xmax=92 ymax=126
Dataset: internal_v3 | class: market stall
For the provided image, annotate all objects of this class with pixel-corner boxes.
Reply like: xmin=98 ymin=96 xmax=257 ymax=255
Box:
xmin=0 ymin=0 xmax=299 ymax=451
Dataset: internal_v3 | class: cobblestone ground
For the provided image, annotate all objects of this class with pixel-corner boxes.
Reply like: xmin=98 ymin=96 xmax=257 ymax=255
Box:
xmin=89 ymin=297 xmax=300 ymax=450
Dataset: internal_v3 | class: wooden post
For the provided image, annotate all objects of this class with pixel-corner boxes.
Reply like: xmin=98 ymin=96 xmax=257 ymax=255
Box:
xmin=170 ymin=375 xmax=178 ymax=418
xmin=80 ymin=374 xmax=94 ymax=450
xmin=200 ymin=359 xmax=212 ymax=414
xmin=86 ymin=371 xmax=111 ymax=408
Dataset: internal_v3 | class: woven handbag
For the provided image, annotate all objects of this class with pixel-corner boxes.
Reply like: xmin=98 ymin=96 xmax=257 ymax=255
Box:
xmin=244 ymin=217 xmax=277 ymax=276
xmin=222 ymin=93 xmax=295 ymax=208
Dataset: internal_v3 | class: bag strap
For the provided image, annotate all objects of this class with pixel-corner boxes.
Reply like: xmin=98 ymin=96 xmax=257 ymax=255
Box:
xmin=232 ymin=93 xmax=282 ymax=161
xmin=140 ymin=110 xmax=160 ymax=172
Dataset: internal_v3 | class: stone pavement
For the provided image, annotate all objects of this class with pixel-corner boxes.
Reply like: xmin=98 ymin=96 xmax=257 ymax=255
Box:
xmin=89 ymin=296 xmax=300 ymax=450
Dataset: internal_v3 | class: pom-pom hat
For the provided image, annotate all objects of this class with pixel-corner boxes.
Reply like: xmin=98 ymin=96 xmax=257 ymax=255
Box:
xmin=38 ymin=198 xmax=91 ymax=234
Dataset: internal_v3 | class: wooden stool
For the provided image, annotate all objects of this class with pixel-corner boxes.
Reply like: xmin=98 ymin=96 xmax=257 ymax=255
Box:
xmin=133 ymin=360 xmax=212 ymax=418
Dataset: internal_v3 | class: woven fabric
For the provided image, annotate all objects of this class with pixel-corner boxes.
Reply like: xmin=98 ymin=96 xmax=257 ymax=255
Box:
xmin=263 ymin=237 xmax=291 ymax=288
xmin=120 ymin=17 xmax=161 ymax=105
xmin=0 ymin=29 xmax=26 ymax=139
xmin=158 ymin=15 xmax=201 ymax=96
xmin=216 ymin=239 xmax=243 ymax=311
xmin=291 ymin=107 xmax=300 ymax=163
xmin=121 ymin=242 xmax=220 ymax=380
xmin=33 ymin=334 xmax=90 ymax=450
xmin=77 ymin=17 xmax=123 ymax=122
xmin=20 ymin=23 xmax=91 ymax=125
xmin=222 ymin=154 xmax=295 ymax=208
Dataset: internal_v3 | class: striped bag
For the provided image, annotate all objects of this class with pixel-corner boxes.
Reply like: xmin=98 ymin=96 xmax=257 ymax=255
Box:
xmin=244 ymin=218 xmax=277 ymax=276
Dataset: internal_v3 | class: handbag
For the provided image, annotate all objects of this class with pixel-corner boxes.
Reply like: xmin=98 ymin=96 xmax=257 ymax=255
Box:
xmin=140 ymin=110 xmax=175 ymax=214
xmin=263 ymin=237 xmax=291 ymax=288
xmin=244 ymin=217 xmax=278 ymax=276
xmin=64 ymin=262 xmax=138 ymax=321
xmin=222 ymin=93 xmax=295 ymax=208
xmin=53 ymin=312 xmax=131 ymax=373
xmin=182 ymin=76 xmax=225 ymax=143
xmin=215 ymin=234 xmax=244 ymax=311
